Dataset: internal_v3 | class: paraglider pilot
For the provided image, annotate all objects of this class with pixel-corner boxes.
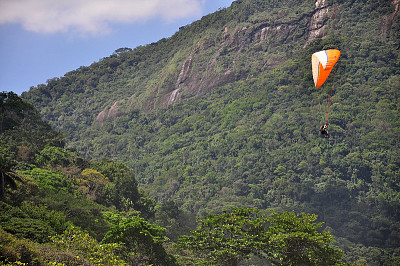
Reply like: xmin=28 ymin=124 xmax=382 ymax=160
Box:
xmin=319 ymin=123 xmax=330 ymax=139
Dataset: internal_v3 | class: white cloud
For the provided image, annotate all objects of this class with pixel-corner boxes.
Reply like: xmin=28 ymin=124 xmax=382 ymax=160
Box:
xmin=0 ymin=0 xmax=204 ymax=35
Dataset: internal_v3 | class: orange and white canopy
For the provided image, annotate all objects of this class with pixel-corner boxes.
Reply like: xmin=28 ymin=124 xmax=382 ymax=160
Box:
xmin=312 ymin=49 xmax=340 ymax=87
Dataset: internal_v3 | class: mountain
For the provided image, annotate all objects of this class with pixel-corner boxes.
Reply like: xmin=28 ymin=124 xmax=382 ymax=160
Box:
xmin=22 ymin=0 xmax=399 ymax=263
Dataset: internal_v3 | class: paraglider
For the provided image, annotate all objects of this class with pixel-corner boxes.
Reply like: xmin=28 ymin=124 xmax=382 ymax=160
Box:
xmin=312 ymin=49 xmax=340 ymax=139
xmin=319 ymin=123 xmax=330 ymax=139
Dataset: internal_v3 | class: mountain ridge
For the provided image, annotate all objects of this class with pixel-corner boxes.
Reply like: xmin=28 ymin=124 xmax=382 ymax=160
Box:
xmin=23 ymin=0 xmax=399 ymax=123
xmin=22 ymin=0 xmax=341 ymax=124
xmin=20 ymin=0 xmax=400 ymax=263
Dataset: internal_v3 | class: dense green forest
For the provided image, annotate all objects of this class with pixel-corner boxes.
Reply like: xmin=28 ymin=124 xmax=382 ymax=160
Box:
xmin=1 ymin=92 xmax=349 ymax=265
xmin=0 ymin=92 xmax=176 ymax=265
xmin=4 ymin=0 xmax=399 ymax=264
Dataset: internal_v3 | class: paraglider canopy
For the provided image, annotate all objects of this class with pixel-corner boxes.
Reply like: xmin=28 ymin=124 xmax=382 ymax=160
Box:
xmin=312 ymin=49 xmax=340 ymax=87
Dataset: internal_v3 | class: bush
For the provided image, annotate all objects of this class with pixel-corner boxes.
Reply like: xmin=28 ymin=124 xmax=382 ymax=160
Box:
xmin=0 ymin=227 xmax=42 ymax=265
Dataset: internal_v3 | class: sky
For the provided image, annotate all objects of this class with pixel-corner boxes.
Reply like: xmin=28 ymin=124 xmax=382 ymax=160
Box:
xmin=0 ymin=0 xmax=234 ymax=95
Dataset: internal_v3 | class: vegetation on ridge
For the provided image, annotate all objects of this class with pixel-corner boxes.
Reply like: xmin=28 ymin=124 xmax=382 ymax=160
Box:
xmin=1 ymin=92 xmax=349 ymax=265
xmin=6 ymin=0 xmax=400 ymax=264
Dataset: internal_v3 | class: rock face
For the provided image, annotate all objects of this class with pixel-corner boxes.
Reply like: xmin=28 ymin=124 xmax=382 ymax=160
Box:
xmin=167 ymin=89 xmax=180 ymax=105
xmin=305 ymin=0 xmax=330 ymax=46
xmin=381 ymin=0 xmax=400 ymax=41
xmin=176 ymin=56 xmax=193 ymax=88
xmin=92 ymin=0 xmax=399 ymax=124
xmin=95 ymin=0 xmax=337 ymax=123
xmin=95 ymin=101 xmax=120 ymax=124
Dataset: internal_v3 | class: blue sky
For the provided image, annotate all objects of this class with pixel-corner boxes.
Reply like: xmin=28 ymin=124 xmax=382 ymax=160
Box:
xmin=0 ymin=0 xmax=234 ymax=95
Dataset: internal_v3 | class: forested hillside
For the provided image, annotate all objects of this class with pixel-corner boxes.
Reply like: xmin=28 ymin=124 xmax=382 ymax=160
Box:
xmin=0 ymin=92 xmax=349 ymax=265
xmin=20 ymin=0 xmax=400 ymax=264
xmin=1 ymin=92 xmax=177 ymax=265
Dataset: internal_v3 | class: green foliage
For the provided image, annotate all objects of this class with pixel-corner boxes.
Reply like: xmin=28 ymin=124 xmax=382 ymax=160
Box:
xmin=177 ymin=208 xmax=268 ymax=265
xmin=154 ymin=200 xmax=197 ymax=242
xmin=0 ymin=91 xmax=39 ymax=133
xmin=35 ymin=146 xmax=80 ymax=167
xmin=91 ymin=159 xmax=155 ymax=217
xmin=0 ymin=153 xmax=21 ymax=199
xmin=50 ymin=224 xmax=126 ymax=265
xmin=177 ymin=208 xmax=345 ymax=265
xmin=19 ymin=167 xmax=72 ymax=193
xmin=264 ymin=211 xmax=345 ymax=265
xmin=0 ymin=142 xmax=14 ymax=171
xmin=0 ymin=201 xmax=69 ymax=243
xmin=102 ymin=213 xmax=177 ymax=265
xmin=0 ymin=91 xmax=65 ymax=170
xmin=76 ymin=168 xmax=111 ymax=203
xmin=0 ymin=226 xmax=42 ymax=265
xmin=31 ymin=190 xmax=111 ymax=241
xmin=0 ymin=92 xmax=175 ymax=264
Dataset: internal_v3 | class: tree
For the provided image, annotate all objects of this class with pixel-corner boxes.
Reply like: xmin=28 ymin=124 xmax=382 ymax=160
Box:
xmin=113 ymin=47 xmax=133 ymax=56
xmin=50 ymin=224 xmax=126 ymax=265
xmin=35 ymin=146 xmax=79 ymax=167
xmin=0 ymin=91 xmax=35 ymax=133
xmin=0 ymin=92 xmax=65 ymax=163
xmin=177 ymin=208 xmax=267 ymax=265
xmin=76 ymin=169 xmax=110 ymax=203
xmin=101 ymin=213 xmax=177 ymax=265
xmin=155 ymin=200 xmax=197 ymax=242
xmin=92 ymin=160 xmax=139 ymax=204
xmin=264 ymin=211 xmax=345 ymax=265
xmin=0 ymin=144 xmax=22 ymax=198
xmin=176 ymin=208 xmax=346 ymax=266
xmin=92 ymin=159 xmax=155 ymax=218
